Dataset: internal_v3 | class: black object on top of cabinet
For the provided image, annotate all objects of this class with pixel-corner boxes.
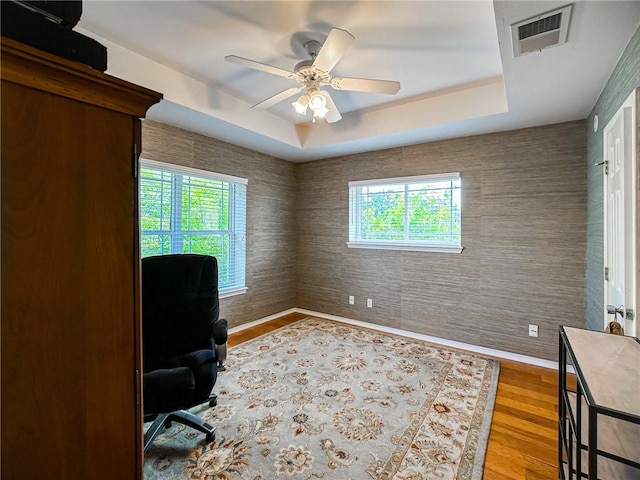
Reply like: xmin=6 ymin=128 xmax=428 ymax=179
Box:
xmin=1 ymin=0 xmax=107 ymax=71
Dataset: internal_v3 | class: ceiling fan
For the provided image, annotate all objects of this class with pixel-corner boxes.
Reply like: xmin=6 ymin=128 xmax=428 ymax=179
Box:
xmin=225 ymin=28 xmax=401 ymax=123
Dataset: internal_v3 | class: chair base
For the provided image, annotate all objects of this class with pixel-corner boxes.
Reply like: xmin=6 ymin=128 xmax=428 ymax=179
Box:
xmin=143 ymin=410 xmax=216 ymax=453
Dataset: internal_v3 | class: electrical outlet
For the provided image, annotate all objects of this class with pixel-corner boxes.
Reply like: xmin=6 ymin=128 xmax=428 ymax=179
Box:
xmin=367 ymin=298 xmax=373 ymax=308
xmin=528 ymin=324 xmax=539 ymax=337
xmin=348 ymin=295 xmax=354 ymax=305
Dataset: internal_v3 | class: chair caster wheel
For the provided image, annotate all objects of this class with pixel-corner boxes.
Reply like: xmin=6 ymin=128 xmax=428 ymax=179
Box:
xmin=209 ymin=398 xmax=217 ymax=407
xmin=164 ymin=420 xmax=172 ymax=429
xmin=205 ymin=432 xmax=215 ymax=443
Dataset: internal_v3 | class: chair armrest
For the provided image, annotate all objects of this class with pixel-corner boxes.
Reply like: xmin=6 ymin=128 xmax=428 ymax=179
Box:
xmin=215 ymin=343 xmax=227 ymax=371
xmin=180 ymin=349 xmax=215 ymax=372
xmin=180 ymin=349 xmax=217 ymax=401
xmin=212 ymin=318 xmax=228 ymax=345
xmin=212 ymin=318 xmax=228 ymax=371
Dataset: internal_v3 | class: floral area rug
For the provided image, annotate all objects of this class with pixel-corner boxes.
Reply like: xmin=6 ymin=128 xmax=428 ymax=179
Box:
xmin=144 ymin=317 xmax=500 ymax=480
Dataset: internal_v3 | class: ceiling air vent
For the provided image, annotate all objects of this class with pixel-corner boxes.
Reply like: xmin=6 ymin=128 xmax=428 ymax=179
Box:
xmin=511 ymin=4 xmax=573 ymax=57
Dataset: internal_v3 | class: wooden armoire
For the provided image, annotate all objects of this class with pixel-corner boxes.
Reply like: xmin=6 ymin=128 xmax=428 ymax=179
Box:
xmin=1 ymin=37 xmax=162 ymax=479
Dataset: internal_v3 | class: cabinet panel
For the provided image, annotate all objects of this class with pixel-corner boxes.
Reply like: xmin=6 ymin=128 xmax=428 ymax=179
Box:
xmin=1 ymin=81 xmax=138 ymax=478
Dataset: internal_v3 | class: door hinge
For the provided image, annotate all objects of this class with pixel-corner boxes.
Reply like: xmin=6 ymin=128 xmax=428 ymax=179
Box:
xmin=132 ymin=143 xmax=139 ymax=178
xmin=595 ymin=160 xmax=609 ymax=175
xmin=135 ymin=369 xmax=141 ymax=405
xmin=604 ymin=267 xmax=609 ymax=281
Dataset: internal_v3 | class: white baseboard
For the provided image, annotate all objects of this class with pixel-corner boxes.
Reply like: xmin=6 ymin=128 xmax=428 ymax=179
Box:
xmin=231 ymin=307 xmax=573 ymax=372
xmin=228 ymin=308 xmax=299 ymax=333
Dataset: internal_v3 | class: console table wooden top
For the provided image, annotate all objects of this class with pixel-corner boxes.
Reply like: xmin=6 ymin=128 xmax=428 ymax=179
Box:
xmin=563 ymin=326 xmax=640 ymax=417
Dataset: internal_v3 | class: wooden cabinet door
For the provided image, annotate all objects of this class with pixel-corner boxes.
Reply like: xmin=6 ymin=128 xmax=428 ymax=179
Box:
xmin=1 ymin=81 xmax=140 ymax=479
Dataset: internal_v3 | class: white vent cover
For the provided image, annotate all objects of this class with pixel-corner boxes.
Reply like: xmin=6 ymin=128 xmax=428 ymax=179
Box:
xmin=511 ymin=4 xmax=573 ymax=57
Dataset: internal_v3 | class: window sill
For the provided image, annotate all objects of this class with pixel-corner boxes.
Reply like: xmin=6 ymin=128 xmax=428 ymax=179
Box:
xmin=346 ymin=242 xmax=463 ymax=254
xmin=219 ymin=286 xmax=248 ymax=299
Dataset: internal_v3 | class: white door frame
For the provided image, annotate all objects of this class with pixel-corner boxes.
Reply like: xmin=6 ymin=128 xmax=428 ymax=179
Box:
xmin=603 ymin=89 xmax=638 ymax=338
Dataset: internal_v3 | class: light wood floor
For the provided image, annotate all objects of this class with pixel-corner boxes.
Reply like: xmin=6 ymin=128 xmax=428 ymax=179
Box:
xmin=229 ymin=312 xmax=564 ymax=480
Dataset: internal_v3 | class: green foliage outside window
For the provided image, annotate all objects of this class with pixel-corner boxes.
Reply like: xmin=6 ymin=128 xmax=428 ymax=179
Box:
xmin=351 ymin=177 xmax=461 ymax=247
xmin=140 ymin=165 xmax=246 ymax=290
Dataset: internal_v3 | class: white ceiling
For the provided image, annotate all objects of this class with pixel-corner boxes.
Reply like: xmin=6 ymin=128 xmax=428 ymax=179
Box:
xmin=78 ymin=1 xmax=640 ymax=162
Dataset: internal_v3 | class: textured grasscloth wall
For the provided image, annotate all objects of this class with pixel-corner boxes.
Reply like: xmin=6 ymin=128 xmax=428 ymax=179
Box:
xmin=141 ymin=120 xmax=297 ymax=327
xmin=586 ymin=26 xmax=640 ymax=331
xmin=296 ymin=122 xmax=587 ymax=360
xmin=141 ymin=119 xmax=588 ymax=360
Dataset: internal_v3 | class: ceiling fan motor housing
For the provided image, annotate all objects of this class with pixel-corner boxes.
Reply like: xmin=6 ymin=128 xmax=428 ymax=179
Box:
xmin=304 ymin=40 xmax=322 ymax=59
xmin=293 ymin=60 xmax=331 ymax=85
xmin=294 ymin=39 xmax=332 ymax=84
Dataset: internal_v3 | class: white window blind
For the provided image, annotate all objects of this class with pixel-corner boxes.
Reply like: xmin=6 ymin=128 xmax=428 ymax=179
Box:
xmin=139 ymin=159 xmax=248 ymax=295
xmin=348 ymin=173 xmax=462 ymax=253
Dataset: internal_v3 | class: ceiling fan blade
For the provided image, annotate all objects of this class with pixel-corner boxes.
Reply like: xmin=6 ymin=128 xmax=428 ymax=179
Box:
xmin=312 ymin=28 xmax=355 ymax=73
xmin=252 ymin=86 xmax=303 ymax=110
xmin=320 ymin=91 xmax=342 ymax=123
xmin=225 ymin=55 xmax=294 ymax=79
xmin=330 ymin=77 xmax=400 ymax=95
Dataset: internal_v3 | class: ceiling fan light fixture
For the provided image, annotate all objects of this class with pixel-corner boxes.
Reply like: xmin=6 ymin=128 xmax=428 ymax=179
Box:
xmin=308 ymin=91 xmax=327 ymax=111
xmin=312 ymin=105 xmax=329 ymax=119
xmin=292 ymin=94 xmax=309 ymax=115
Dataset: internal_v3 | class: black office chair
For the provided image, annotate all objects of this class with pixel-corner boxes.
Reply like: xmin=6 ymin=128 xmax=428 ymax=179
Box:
xmin=141 ymin=254 xmax=228 ymax=453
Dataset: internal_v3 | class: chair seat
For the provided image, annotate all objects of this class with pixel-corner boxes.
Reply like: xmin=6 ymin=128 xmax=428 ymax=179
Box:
xmin=143 ymin=367 xmax=194 ymax=413
xmin=144 ymin=348 xmax=217 ymax=413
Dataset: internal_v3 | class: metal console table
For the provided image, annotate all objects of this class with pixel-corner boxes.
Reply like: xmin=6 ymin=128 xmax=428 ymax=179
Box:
xmin=558 ymin=326 xmax=640 ymax=479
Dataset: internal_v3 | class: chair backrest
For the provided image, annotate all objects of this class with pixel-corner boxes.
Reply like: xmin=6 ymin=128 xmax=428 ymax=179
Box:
xmin=142 ymin=254 xmax=220 ymax=358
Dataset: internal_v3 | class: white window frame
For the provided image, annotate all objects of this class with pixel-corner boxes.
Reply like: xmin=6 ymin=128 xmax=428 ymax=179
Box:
xmin=139 ymin=159 xmax=248 ymax=298
xmin=347 ymin=173 xmax=462 ymax=253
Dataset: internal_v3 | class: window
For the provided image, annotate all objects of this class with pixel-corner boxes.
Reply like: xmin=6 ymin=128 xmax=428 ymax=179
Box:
xmin=348 ymin=173 xmax=461 ymax=253
xmin=139 ymin=159 xmax=248 ymax=296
